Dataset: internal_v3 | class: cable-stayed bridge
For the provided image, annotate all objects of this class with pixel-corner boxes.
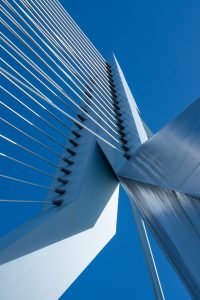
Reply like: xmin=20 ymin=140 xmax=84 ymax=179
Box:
xmin=0 ymin=1 xmax=200 ymax=299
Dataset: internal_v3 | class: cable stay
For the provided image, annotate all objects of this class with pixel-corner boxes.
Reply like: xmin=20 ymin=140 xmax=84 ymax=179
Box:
xmin=0 ymin=174 xmax=65 ymax=195
xmin=0 ymin=134 xmax=71 ymax=173
xmin=1 ymin=69 xmax=123 ymax=150
xmin=0 ymin=153 xmax=69 ymax=184
xmin=0 ymin=86 xmax=70 ymax=139
xmin=19 ymin=0 xmax=115 ymax=108
xmin=2 ymin=8 xmax=118 ymax=134
xmin=14 ymin=0 xmax=115 ymax=110
xmin=34 ymin=0 xmax=111 ymax=90
xmin=0 ymin=101 xmax=65 ymax=149
xmin=0 ymin=199 xmax=63 ymax=206
xmin=49 ymin=0 xmax=107 ymax=71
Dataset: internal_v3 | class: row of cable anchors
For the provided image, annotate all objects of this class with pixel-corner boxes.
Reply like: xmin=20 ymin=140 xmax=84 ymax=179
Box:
xmin=105 ymin=63 xmax=131 ymax=159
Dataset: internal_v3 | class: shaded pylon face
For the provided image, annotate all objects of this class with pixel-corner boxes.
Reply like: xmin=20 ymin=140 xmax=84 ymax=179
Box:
xmin=117 ymin=97 xmax=200 ymax=299
xmin=120 ymin=178 xmax=200 ymax=299
xmin=0 ymin=0 xmax=200 ymax=299
xmin=99 ymin=59 xmax=200 ymax=299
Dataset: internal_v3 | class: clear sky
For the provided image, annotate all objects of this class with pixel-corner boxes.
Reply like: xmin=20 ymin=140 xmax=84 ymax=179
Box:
xmin=1 ymin=0 xmax=200 ymax=299
xmin=59 ymin=0 xmax=200 ymax=299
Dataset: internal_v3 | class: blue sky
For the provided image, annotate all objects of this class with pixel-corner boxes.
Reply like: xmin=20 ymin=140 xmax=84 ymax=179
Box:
xmin=59 ymin=0 xmax=199 ymax=299
xmin=1 ymin=0 xmax=200 ymax=299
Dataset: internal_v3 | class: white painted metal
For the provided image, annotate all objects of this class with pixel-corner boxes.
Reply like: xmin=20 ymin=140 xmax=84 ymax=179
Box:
xmin=0 ymin=127 xmax=120 ymax=300
xmin=111 ymin=55 xmax=200 ymax=298
xmin=119 ymin=98 xmax=200 ymax=198
xmin=3 ymin=1 xmax=194 ymax=298
xmin=121 ymin=179 xmax=200 ymax=299
xmin=98 ymin=55 xmax=165 ymax=300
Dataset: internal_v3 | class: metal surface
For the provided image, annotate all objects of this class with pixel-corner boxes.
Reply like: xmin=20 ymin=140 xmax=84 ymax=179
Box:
xmin=121 ymin=179 xmax=200 ymax=299
xmin=119 ymin=98 xmax=200 ymax=198
xmin=0 ymin=133 xmax=120 ymax=300
xmin=98 ymin=55 xmax=165 ymax=300
xmin=1 ymin=0 xmax=198 ymax=299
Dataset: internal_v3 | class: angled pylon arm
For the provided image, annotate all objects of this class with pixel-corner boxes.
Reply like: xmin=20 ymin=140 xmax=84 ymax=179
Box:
xmin=0 ymin=136 xmax=120 ymax=300
xmin=98 ymin=55 xmax=166 ymax=300
xmin=119 ymin=97 xmax=200 ymax=198
xmin=119 ymin=98 xmax=200 ymax=298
